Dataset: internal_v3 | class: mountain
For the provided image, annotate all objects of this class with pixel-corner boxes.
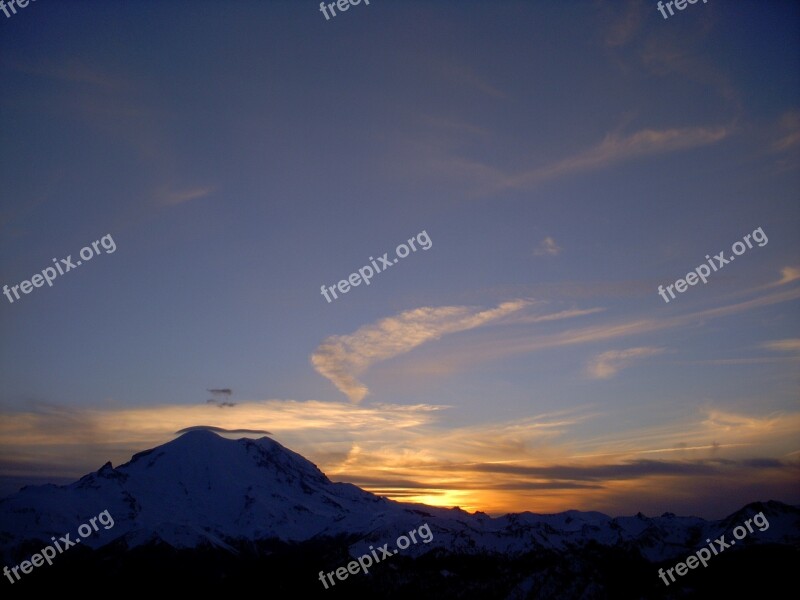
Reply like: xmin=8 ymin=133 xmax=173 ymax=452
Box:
xmin=1 ymin=429 xmax=415 ymax=549
xmin=1 ymin=430 xmax=798 ymax=597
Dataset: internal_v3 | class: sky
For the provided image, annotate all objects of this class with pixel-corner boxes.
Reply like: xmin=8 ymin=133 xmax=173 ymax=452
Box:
xmin=1 ymin=0 xmax=799 ymax=519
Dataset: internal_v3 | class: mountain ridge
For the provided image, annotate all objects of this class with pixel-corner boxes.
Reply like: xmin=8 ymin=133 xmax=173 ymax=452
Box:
xmin=1 ymin=430 xmax=798 ymax=568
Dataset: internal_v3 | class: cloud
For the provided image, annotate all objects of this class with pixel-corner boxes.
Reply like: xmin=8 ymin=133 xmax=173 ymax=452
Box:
xmin=311 ymin=300 xmax=531 ymax=402
xmin=570 ymin=409 xmax=800 ymax=461
xmin=326 ymin=405 xmax=800 ymax=515
xmin=687 ymin=357 xmax=799 ymax=366
xmin=534 ymin=236 xmax=561 ymax=257
xmin=393 ymin=281 xmax=800 ymax=377
xmin=5 ymin=58 xmax=215 ymax=219
xmin=500 ymin=126 xmax=729 ymax=190
xmin=601 ymin=0 xmax=644 ymax=48
xmin=638 ymin=30 xmax=743 ymax=118
xmin=761 ymin=339 xmax=800 ymax=353
xmin=361 ymin=306 xmax=607 ymax=384
xmin=776 ymin=266 xmax=800 ymax=286
xmin=421 ymin=115 xmax=490 ymax=138
xmin=159 ymin=186 xmax=214 ymax=206
xmin=454 ymin=458 xmax=784 ymax=481
xmin=426 ymin=125 xmax=730 ymax=195
xmin=586 ymin=346 xmax=666 ymax=379
xmin=207 ymin=388 xmax=235 ymax=407
xmin=514 ymin=307 xmax=606 ymax=324
xmin=4 ymin=59 xmax=132 ymax=92
xmin=174 ymin=425 xmax=271 ymax=436
xmin=429 ymin=58 xmax=506 ymax=99
xmin=771 ymin=110 xmax=800 ymax=153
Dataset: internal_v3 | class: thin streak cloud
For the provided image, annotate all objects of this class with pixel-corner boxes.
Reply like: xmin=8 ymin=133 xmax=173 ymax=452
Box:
xmin=499 ymin=126 xmax=729 ymax=190
xmin=761 ymin=338 xmax=800 ymax=353
xmin=396 ymin=275 xmax=800 ymax=376
xmin=586 ymin=346 xmax=666 ymax=379
xmin=310 ymin=300 xmax=531 ymax=402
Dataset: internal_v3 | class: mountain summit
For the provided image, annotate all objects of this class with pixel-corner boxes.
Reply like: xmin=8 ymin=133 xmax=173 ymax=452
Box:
xmin=0 ymin=430 xmax=415 ymax=550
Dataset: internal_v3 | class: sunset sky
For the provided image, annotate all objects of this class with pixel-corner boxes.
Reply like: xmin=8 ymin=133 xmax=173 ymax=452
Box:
xmin=1 ymin=1 xmax=798 ymax=518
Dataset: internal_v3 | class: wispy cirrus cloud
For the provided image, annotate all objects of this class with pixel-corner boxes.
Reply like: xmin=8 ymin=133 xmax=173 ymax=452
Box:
xmin=158 ymin=186 xmax=215 ymax=206
xmin=428 ymin=125 xmax=730 ymax=194
xmin=498 ymin=126 xmax=729 ymax=190
xmin=586 ymin=346 xmax=666 ymax=379
xmin=6 ymin=57 xmax=215 ymax=216
xmin=771 ymin=110 xmax=800 ymax=153
xmin=775 ymin=266 xmax=800 ymax=286
xmin=534 ymin=236 xmax=561 ymax=257
xmin=761 ymin=338 xmax=800 ymax=353
xmin=514 ymin=307 xmax=606 ymax=325
xmin=387 ymin=268 xmax=800 ymax=379
xmin=600 ymin=0 xmax=645 ymax=48
xmin=429 ymin=58 xmax=506 ymax=99
xmin=3 ymin=58 xmax=133 ymax=92
xmin=311 ymin=300 xmax=531 ymax=403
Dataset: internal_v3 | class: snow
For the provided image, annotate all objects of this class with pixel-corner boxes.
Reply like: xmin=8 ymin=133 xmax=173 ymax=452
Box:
xmin=1 ymin=430 xmax=797 ymax=564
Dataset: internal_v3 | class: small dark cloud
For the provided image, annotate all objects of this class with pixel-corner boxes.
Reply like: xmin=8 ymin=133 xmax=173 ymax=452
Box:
xmin=368 ymin=490 xmax=445 ymax=497
xmin=489 ymin=481 xmax=602 ymax=491
xmin=175 ymin=425 xmax=271 ymax=436
xmin=207 ymin=388 xmax=232 ymax=396
xmin=206 ymin=388 xmax=235 ymax=407
xmin=347 ymin=476 xmax=435 ymax=489
xmin=740 ymin=458 xmax=786 ymax=469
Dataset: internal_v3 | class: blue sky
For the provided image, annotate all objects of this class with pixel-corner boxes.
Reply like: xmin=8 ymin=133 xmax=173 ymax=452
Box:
xmin=1 ymin=0 xmax=798 ymax=517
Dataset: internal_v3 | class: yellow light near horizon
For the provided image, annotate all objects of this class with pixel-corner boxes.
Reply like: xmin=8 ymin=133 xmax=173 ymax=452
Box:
xmin=382 ymin=489 xmax=481 ymax=513
xmin=374 ymin=486 xmax=611 ymax=516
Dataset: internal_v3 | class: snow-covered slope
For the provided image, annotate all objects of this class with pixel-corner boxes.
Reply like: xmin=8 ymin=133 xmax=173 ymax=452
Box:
xmin=1 ymin=430 xmax=797 ymax=564
xmin=0 ymin=430 xmax=413 ymax=550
